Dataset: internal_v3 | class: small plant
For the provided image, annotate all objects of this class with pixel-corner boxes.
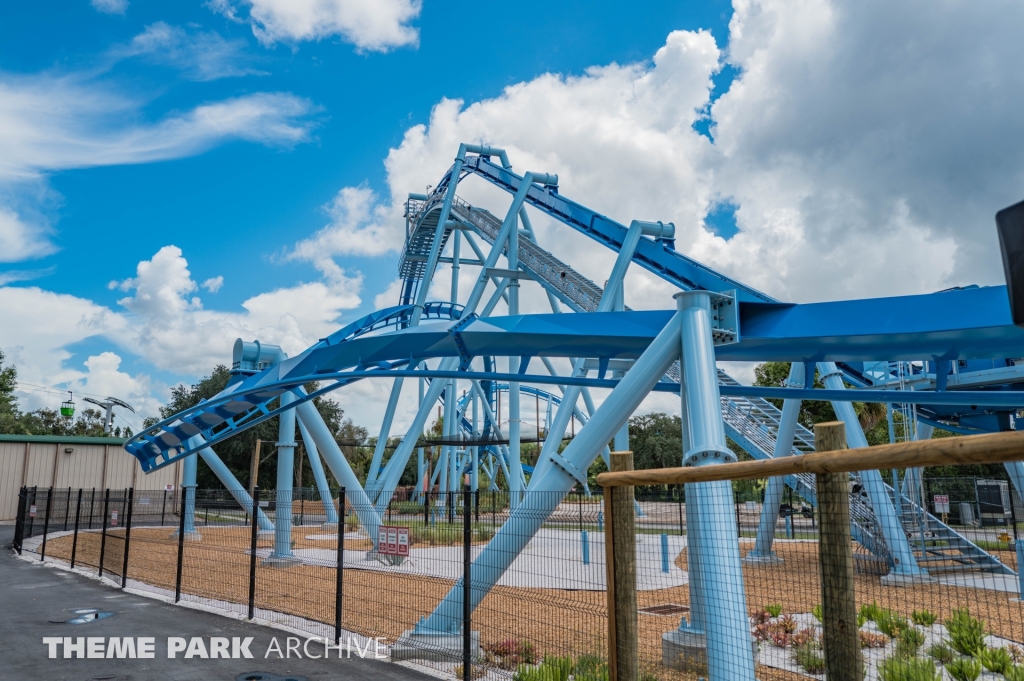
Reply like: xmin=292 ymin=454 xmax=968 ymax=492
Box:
xmin=1009 ymin=644 xmax=1024 ymax=664
xmin=752 ymin=609 xmax=772 ymax=625
xmin=945 ymin=657 xmax=982 ymax=681
xmin=483 ymin=639 xmax=537 ymax=670
xmin=792 ymin=640 xmax=826 ymax=675
xmin=769 ymin=630 xmax=791 ymax=649
xmin=344 ymin=512 xmax=359 ymax=531
xmin=573 ymin=654 xmax=609 ymax=681
xmin=926 ymin=641 xmax=955 ymax=664
xmin=911 ymin=609 xmax=937 ymax=627
xmin=860 ymin=631 xmax=890 ymax=649
xmin=811 ymin=604 xmax=822 ymax=623
xmin=792 ymin=628 xmax=818 ymax=648
xmin=877 ymin=656 xmax=941 ymax=681
xmin=778 ymin=614 xmax=798 ymax=634
xmin=765 ymin=603 xmax=783 ymax=617
xmin=858 ymin=611 xmax=868 ymax=628
xmin=945 ymin=609 xmax=986 ymax=657
xmin=860 ymin=601 xmax=883 ymax=623
xmin=896 ymin=627 xmax=926 ymax=659
xmin=1004 ymin=665 xmax=1024 ymax=681
xmin=978 ymin=646 xmax=1012 ymax=674
xmin=876 ymin=609 xmax=910 ymax=638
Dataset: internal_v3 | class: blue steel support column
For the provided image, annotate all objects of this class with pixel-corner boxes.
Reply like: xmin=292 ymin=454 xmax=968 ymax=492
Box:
xmin=745 ymin=362 xmax=805 ymax=564
xmin=296 ymin=419 xmax=339 ymax=527
xmin=190 ymin=436 xmax=273 ymax=532
xmin=366 ymin=378 xmax=405 ymax=498
xmin=818 ymin=362 xmax=928 ymax=579
xmin=267 ymin=391 xmax=300 ymax=565
xmin=375 ymin=357 xmax=461 ymax=512
xmin=175 ymin=453 xmax=201 ymax=540
xmin=675 ymin=291 xmax=755 ymax=681
xmin=293 ymin=399 xmax=381 ymax=548
xmin=414 ymin=309 xmax=683 ymax=635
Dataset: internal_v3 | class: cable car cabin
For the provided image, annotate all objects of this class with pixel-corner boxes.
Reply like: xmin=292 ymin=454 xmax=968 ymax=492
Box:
xmin=60 ymin=392 xmax=75 ymax=418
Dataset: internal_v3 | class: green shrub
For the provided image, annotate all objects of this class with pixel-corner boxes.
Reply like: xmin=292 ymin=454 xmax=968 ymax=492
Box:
xmin=766 ymin=603 xmax=783 ymax=617
xmin=911 ymin=609 xmax=937 ymax=627
xmin=877 ymin=656 xmax=941 ymax=681
xmin=858 ymin=611 xmax=867 ymax=628
xmin=811 ymin=604 xmax=822 ymax=623
xmin=945 ymin=657 xmax=982 ymax=681
xmin=926 ymin=641 xmax=954 ymax=664
xmin=945 ymin=609 xmax=986 ymax=657
xmin=1004 ymin=665 xmax=1024 ymax=681
xmin=895 ymin=627 xmax=926 ymax=659
xmin=572 ymin=654 xmax=609 ymax=681
xmin=876 ymin=609 xmax=910 ymax=638
xmin=514 ymin=657 xmax=573 ymax=681
xmin=792 ymin=640 xmax=826 ymax=675
xmin=978 ymin=646 xmax=1012 ymax=674
xmin=860 ymin=601 xmax=882 ymax=623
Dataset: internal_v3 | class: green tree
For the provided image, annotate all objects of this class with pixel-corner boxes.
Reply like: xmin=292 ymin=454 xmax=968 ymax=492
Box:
xmin=0 ymin=349 xmax=23 ymax=434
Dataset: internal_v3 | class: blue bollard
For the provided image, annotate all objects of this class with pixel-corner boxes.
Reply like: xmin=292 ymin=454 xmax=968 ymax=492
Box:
xmin=597 ymin=511 xmax=604 ymax=532
xmin=661 ymin=533 xmax=670 ymax=573
xmin=582 ymin=530 xmax=590 ymax=565
xmin=785 ymin=514 xmax=793 ymax=539
xmin=1017 ymin=541 xmax=1024 ymax=600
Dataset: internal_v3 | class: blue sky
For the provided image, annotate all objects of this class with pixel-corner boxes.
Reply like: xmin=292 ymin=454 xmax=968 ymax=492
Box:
xmin=2 ymin=0 xmax=732 ymax=313
xmin=3 ymin=0 xmax=1023 ymax=432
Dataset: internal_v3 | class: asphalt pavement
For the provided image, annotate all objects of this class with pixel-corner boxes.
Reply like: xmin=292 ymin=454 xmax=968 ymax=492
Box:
xmin=0 ymin=524 xmax=434 ymax=681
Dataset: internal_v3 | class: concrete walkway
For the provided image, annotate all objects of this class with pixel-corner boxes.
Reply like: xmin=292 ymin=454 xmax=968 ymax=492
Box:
xmin=293 ymin=527 xmax=689 ymax=590
xmin=0 ymin=525 xmax=435 ymax=681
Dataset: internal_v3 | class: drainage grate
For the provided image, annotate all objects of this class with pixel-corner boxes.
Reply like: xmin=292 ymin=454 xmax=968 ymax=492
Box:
xmin=638 ymin=604 xmax=690 ymax=616
xmin=236 ymin=674 xmax=310 ymax=681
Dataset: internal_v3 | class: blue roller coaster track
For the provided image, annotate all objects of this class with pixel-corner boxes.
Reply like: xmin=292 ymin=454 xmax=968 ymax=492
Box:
xmin=126 ymin=143 xmax=1024 ymax=680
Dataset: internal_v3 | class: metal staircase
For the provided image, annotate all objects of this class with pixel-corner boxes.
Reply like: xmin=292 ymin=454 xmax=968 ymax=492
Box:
xmin=406 ymin=196 xmax=1015 ymax=577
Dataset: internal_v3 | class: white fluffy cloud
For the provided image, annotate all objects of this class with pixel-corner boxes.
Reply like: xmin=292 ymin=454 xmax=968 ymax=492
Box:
xmin=355 ymin=0 xmax=1024 ymax=321
xmin=111 ymin=245 xmax=362 ymax=374
xmin=3 ymin=243 xmax=364 ymax=418
xmin=210 ymin=0 xmax=421 ymax=52
xmin=286 ymin=185 xmax=403 ymax=284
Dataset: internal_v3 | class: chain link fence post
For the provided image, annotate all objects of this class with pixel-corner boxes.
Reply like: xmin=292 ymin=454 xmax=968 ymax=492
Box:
xmin=121 ymin=487 xmax=134 ymax=588
xmin=248 ymin=486 xmax=260 ymax=620
xmin=40 ymin=486 xmax=53 ymax=561
xmin=70 ymin=488 xmax=83 ymax=569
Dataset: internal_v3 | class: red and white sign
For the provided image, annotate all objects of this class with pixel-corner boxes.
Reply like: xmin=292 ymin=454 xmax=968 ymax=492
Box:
xmin=110 ymin=510 xmax=119 ymax=527
xmin=165 ymin=484 xmax=174 ymax=491
xmin=377 ymin=525 xmax=410 ymax=557
xmin=29 ymin=505 xmax=37 ymax=518
xmin=933 ymin=495 xmax=950 ymax=514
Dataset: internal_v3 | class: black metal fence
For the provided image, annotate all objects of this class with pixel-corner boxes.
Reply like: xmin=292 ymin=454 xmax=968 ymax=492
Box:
xmin=11 ymin=474 xmax=1024 ymax=681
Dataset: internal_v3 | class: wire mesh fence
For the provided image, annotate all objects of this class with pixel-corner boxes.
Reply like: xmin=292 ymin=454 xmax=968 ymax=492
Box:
xmin=11 ymin=465 xmax=1024 ymax=681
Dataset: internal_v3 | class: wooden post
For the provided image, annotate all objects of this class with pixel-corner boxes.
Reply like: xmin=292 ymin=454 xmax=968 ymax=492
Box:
xmin=814 ymin=422 xmax=861 ymax=681
xmin=604 ymin=451 xmax=638 ymax=681
xmin=250 ymin=440 xmax=262 ymax=493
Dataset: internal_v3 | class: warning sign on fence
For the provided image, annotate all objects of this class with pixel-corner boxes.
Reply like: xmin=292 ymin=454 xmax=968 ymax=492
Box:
xmin=933 ymin=495 xmax=950 ymax=514
xmin=29 ymin=505 xmax=37 ymax=518
xmin=377 ymin=525 xmax=410 ymax=557
xmin=111 ymin=510 xmax=118 ymax=527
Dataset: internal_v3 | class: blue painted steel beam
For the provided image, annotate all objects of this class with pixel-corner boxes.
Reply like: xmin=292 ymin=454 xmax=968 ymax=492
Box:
xmin=461 ymin=155 xmax=776 ymax=304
